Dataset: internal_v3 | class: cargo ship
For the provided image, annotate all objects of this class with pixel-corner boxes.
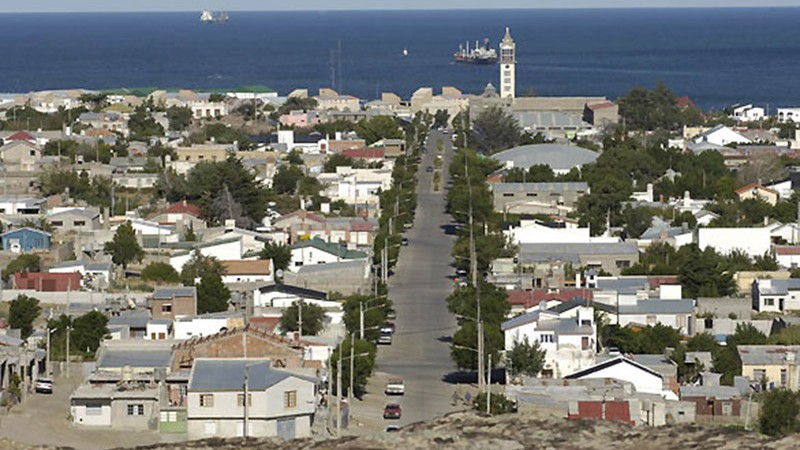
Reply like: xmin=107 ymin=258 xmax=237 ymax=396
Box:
xmin=200 ymin=10 xmax=229 ymax=23
xmin=454 ymin=38 xmax=497 ymax=65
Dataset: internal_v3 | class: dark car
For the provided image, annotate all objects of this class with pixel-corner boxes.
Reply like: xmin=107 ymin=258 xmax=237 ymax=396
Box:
xmin=383 ymin=403 xmax=402 ymax=419
xmin=401 ymin=237 xmax=409 ymax=246
xmin=426 ymin=166 xmax=434 ymax=172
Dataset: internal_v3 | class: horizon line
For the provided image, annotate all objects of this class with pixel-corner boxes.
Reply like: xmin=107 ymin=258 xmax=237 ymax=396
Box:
xmin=1 ymin=5 xmax=799 ymax=14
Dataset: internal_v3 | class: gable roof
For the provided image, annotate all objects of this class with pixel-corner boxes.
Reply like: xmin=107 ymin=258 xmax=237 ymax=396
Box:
xmin=5 ymin=130 xmax=35 ymax=142
xmin=564 ymin=356 xmax=663 ymax=380
xmin=0 ymin=227 xmax=51 ymax=238
xmin=188 ymin=359 xmax=315 ymax=391
xmin=153 ymin=201 xmax=202 ymax=219
xmin=735 ymin=183 xmax=778 ymax=196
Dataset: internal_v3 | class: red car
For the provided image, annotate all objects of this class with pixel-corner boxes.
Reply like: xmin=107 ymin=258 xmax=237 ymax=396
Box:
xmin=383 ymin=403 xmax=402 ymax=420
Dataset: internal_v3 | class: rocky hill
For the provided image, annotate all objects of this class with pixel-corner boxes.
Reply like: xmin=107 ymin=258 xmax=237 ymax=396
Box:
xmin=4 ymin=412 xmax=797 ymax=450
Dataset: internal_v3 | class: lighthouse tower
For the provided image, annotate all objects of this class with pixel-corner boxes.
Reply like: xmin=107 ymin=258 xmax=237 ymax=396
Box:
xmin=499 ymin=27 xmax=516 ymax=100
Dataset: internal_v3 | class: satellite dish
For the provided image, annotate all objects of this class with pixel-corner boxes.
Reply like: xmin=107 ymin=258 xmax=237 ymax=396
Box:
xmin=276 ymin=269 xmax=284 ymax=278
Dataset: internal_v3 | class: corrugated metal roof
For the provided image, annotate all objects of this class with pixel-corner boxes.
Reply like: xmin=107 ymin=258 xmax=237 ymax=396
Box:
xmin=97 ymin=348 xmax=172 ymax=369
xmin=491 ymin=144 xmax=598 ymax=172
xmin=188 ymin=359 xmax=314 ymax=391
xmin=152 ymin=287 xmax=196 ymax=300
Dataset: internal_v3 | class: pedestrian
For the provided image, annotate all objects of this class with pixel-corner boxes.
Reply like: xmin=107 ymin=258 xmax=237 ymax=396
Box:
xmin=452 ymin=388 xmax=460 ymax=406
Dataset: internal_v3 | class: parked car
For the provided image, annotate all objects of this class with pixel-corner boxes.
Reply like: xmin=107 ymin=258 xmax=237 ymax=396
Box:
xmin=383 ymin=403 xmax=402 ymax=419
xmin=385 ymin=425 xmax=401 ymax=432
xmin=381 ymin=322 xmax=396 ymax=334
xmin=386 ymin=309 xmax=397 ymax=320
xmin=35 ymin=378 xmax=53 ymax=394
xmin=456 ymin=268 xmax=468 ymax=277
xmin=401 ymin=237 xmax=409 ymax=246
xmin=378 ymin=331 xmax=393 ymax=345
xmin=385 ymin=378 xmax=405 ymax=395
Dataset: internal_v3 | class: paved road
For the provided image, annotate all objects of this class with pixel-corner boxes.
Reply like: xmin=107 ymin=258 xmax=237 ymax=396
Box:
xmin=370 ymin=130 xmax=461 ymax=427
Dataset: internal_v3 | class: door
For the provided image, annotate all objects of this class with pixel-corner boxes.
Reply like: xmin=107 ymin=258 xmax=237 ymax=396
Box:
xmin=277 ymin=418 xmax=295 ymax=440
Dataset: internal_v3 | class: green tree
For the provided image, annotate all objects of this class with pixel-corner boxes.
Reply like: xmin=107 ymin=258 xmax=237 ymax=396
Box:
xmin=331 ymin=338 xmax=377 ymax=397
xmin=433 ymin=109 xmax=450 ymax=129
xmin=354 ymin=116 xmax=402 ymax=145
xmin=769 ymin=325 xmax=800 ymax=345
xmin=714 ymin=323 xmax=768 ymax=385
xmin=71 ymin=311 xmax=109 ymax=355
xmin=272 ymin=165 xmax=305 ymax=195
xmin=103 ymin=221 xmax=144 ymax=270
xmin=196 ymin=272 xmax=230 ymax=314
xmin=2 ymin=254 xmax=41 ymax=280
xmin=286 ymin=149 xmax=304 ymax=165
xmin=166 ymin=106 xmax=193 ymax=131
xmin=472 ymin=392 xmax=516 ymax=415
xmin=129 ymin=107 xmax=165 ymax=140
xmin=506 ymin=336 xmax=546 ymax=377
xmin=279 ymin=301 xmax=325 ymax=336
xmin=759 ymin=389 xmax=800 ymax=436
xmin=184 ymin=156 xmax=269 ymax=224
xmin=141 ymin=262 xmax=180 ymax=284
xmin=679 ymin=245 xmax=735 ymax=298
xmin=8 ymin=295 xmax=41 ymax=340
xmin=323 ymin=154 xmax=355 ymax=173
xmin=259 ymin=242 xmax=291 ymax=272
xmin=148 ymin=142 xmax=177 ymax=165
xmin=180 ymin=250 xmax=225 ymax=285
xmin=470 ymin=106 xmax=522 ymax=154
xmin=617 ymin=82 xmax=681 ymax=131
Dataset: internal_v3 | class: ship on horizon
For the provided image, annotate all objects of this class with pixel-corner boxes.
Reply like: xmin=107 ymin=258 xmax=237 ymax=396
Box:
xmin=200 ymin=10 xmax=229 ymax=23
xmin=454 ymin=38 xmax=497 ymax=65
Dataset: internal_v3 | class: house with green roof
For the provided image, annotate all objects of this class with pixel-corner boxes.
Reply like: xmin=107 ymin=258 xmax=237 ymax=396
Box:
xmin=289 ymin=237 xmax=368 ymax=272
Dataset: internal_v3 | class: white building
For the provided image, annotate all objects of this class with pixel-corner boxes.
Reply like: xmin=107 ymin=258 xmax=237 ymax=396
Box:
xmin=777 ymin=108 xmax=800 ymax=124
xmin=696 ymin=227 xmax=771 ymax=257
xmin=776 ymin=246 xmax=800 ymax=269
xmin=501 ymin=301 xmax=597 ymax=378
xmin=289 ymin=237 xmax=368 ymax=273
xmin=220 ymin=260 xmax=274 ymax=284
xmin=751 ymin=278 xmax=800 ymax=313
xmin=170 ymin=237 xmax=243 ymax=273
xmin=564 ymin=357 xmax=674 ymax=399
xmin=190 ymin=100 xmax=228 ymax=119
xmin=174 ymin=313 xmax=242 ymax=340
xmin=499 ymin=27 xmax=516 ymax=100
xmin=730 ymin=104 xmax=765 ymax=123
xmin=186 ymin=359 xmax=317 ymax=440
xmin=692 ymin=125 xmax=751 ymax=147
xmin=505 ymin=220 xmax=594 ymax=246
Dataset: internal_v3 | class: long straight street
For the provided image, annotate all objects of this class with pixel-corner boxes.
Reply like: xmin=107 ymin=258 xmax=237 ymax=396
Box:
xmin=370 ymin=130 xmax=460 ymax=427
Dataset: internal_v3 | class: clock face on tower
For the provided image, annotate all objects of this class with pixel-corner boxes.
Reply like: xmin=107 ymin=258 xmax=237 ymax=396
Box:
xmin=506 ymin=65 xmax=510 ymax=69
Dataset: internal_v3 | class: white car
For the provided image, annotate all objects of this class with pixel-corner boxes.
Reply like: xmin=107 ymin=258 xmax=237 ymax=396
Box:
xmin=35 ymin=378 xmax=53 ymax=394
xmin=385 ymin=379 xmax=405 ymax=395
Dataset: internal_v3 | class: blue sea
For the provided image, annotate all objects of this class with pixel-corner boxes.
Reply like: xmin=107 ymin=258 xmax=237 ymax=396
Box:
xmin=0 ymin=8 xmax=799 ymax=109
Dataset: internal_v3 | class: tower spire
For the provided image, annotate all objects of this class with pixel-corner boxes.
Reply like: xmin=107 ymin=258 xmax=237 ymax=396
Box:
xmin=499 ymin=26 xmax=516 ymax=100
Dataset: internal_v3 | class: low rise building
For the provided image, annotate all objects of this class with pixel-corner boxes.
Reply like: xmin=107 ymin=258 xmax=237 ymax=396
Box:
xmin=289 ymin=237 xmax=368 ymax=272
xmin=738 ymin=345 xmax=800 ymax=390
xmin=492 ymin=182 xmax=588 ymax=216
xmin=149 ymin=287 xmax=197 ymax=321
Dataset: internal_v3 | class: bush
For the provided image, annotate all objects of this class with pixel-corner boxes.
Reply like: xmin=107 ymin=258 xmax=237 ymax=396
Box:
xmin=473 ymin=392 xmax=516 ymax=415
xmin=759 ymin=389 xmax=800 ymax=436
xmin=141 ymin=262 xmax=180 ymax=284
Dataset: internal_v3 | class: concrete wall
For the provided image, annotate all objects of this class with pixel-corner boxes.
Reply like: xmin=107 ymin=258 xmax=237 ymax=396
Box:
xmin=110 ymin=398 xmax=159 ymax=430
xmin=0 ymin=289 xmax=149 ymax=305
xmin=71 ymin=401 xmax=112 ymax=426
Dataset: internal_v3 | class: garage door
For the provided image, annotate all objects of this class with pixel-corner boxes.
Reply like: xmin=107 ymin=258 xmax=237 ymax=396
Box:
xmin=276 ymin=418 xmax=295 ymax=440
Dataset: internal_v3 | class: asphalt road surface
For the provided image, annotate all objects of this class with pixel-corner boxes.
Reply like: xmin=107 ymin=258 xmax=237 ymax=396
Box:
xmin=372 ymin=130 xmax=461 ymax=427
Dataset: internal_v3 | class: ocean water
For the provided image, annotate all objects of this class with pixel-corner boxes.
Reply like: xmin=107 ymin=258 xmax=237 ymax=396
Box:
xmin=0 ymin=8 xmax=799 ymax=109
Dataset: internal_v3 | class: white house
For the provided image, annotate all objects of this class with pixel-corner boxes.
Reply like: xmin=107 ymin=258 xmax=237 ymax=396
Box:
xmin=751 ymin=278 xmax=800 ymax=313
xmin=692 ymin=125 xmax=751 ymax=147
xmin=776 ymin=246 xmax=800 ymax=269
xmin=252 ymin=284 xmax=327 ymax=309
xmin=145 ymin=319 xmax=172 ymax=340
xmin=330 ymin=166 xmax=394 ymax=205
xmin=616 ymin=300 xmax=695 ymax=335
xmin=697 ymin=227 xmax=771 ymax=257
xmin=564 ymin=356 xmax=674 ymax=399
xmin=170 ymin=237 xmax=243 ymax=273
xmin=118 ymin=218 xmax=174 ymax=236
xmin=501 ymin=300 xmax=598 ymax=378
xmin=504 ymin=220 xmax=593 ymax=246
xmin=186 ymin=359 xmax=317 ymax=440
xmin=173 ymin=312 xmax=243 ymax=340
xmin=289 ymin=237 xmax=368 ymax=273
xmin=777 ymin=108 xmax=800 ymax=124
xmin=730 ymin=104 xmax=765 ymax=123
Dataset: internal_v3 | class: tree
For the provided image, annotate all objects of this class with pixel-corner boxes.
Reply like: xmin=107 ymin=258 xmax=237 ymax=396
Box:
xmin=272 ymin=165 xmax=305 ymax=195
xmin=759 ymin=389 xmax=800 ymax=436
xmin=184 ymin=156 xmax=269 ymax=224
xmin=196 ymin=272 xmax=230 ymax=314
xmin=323 ymin=154 xmax=355 ymax=173
xmin=180 ymin=250 xmax=225 ymax=285
xmin=129 ymin=107 xmax=165 ymax=141
xmin=617 ymin=82 xmax=681 ymax=131
xmin=714 ymin=323 xmax=768 ymax=385
xmin=211 ymin=184 xmax=250 ymax=228
xmin=679 ymin=245 xmax=735 ymax=298
xmin=8 ymin=295 xmax=40 ymax=340
xmin=470 ymin=106 xmax=522 ymax=154
xmin=166 ymin=106 xmax=193 ymax=131
xmin=2 ymin=254 xmax=41 ymax=280
xmin=259 ymin=242 xmax=291 ymax=272
xmin=103 ymin=221 xmax=144 ymax=270
xmin=331 ymin=338 xmax=377 ymax=397
xmin=433 ymin=109 xmax=450 ymax=129
xmin=71 ymin=311 xmax=109 ymax=355
xmin=506 ymin=336 xmax=546 ymax=377
xmin=148 ymin=142 xmax=177 ymax=165
xmin=141 ymin=262 xmax=180 ymax=284
xmin=279 ymin=301 xmax=325 ymax=336
xmin=354 ymin=116 xmax=402 ymax=145
xmin=286 ymin=149 xmax=304 ymax=165
xmin=472 ymin=392 xmax=516 ymax=415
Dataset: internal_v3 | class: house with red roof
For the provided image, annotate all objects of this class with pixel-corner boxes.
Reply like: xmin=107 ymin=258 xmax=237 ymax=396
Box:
xmin=341 ymin=147 xmax=385 ymax=162
xmin=0 ymin=140 xmax=43 ymax=172
xmin=735 ymin=183 xmax=779 ymax=206
xmin=2 ymin=130 xmax=36 ymax=145
xmin=148 ymin=200 xmax=207 ymax=233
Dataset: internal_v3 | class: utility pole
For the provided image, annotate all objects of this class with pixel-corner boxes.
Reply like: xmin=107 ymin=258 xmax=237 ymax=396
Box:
xmin=336 ymin=344 xmax=342 ymax=437
xmin=486 ymin=353 xmax=492 ymax=415
xmin=349 ymin=333 xmax=354 ymax=409
xmin=66 ymin=326 xmax=71 ymax=378
xmin=297 ymin=300 xmax=303 ymax=338
xmin=465 ymin=150 xmax=484 ymax=392
xmin=243 ymin=364 xmax=250 ymax=438
xmin=359 ymin=302 xmax=364 ymax=340
xmin=326 ymin=354 xmax=333 ymax=433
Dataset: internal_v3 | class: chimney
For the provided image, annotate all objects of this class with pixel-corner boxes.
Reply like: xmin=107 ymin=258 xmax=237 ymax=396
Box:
xmin=682 ymin=222 xmax=689 ymax=233
xmin=683 ymin=191 xmax=691 ymax=208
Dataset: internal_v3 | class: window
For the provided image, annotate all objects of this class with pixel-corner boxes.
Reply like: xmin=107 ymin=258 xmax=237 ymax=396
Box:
xmin=615 ymin=260 xmax=631 ymax=269
xmin=284 ymin=390 xmax=297 ymax=408
xmin=161 ymin=304 xmax=172 ymax=312
xmin=30 ymin=150 xmax=36 ymax=156
xmin=539 ymin=334 xmax=554 ymax=343
xmin=526 ymin=193 xmax=538 ymax=197
xmin=51 ymin=221 xmax=63 ymax=227
xmin=721 ymin=401 xmax=733 ymax=416
xmin=237 ymin=393 xmax=252 ymax=407
xmin=127 ymin=404 xmax=144 ymax=416
xmin=781 ymin=369 xmax=788 ymax=386
xmin=646 ymin=315 xmax=657 ymax=325
xmin=676 ymin=315 xmax=686 ymax=329
xmin=502 ymin=193 xmax=514 ymax=197
xmin=199 ymin=394 xmax=214 ymax=407
xmin=753 ymin=369 xmax=766 ymax=381
xmin=86 ymin=404 xmax=103 ymax=416
xmin=765 ymin=298 xmax=775 ymax=306
xmin=73 ymin=221 xmax=86 ymax=227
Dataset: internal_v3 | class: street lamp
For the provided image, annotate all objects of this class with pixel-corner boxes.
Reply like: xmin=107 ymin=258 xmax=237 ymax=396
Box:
xmin=359 ymin=296 xmax=386 ymax=340
xmin=242 ymin=361 xmax=261 ymax=439
xmin=45 ymin=326 xmax=57 ymax=377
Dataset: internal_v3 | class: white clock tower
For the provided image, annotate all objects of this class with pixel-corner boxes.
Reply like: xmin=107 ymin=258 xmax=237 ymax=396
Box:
xmin=499 ymin=27 xmax=516 ymax=100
